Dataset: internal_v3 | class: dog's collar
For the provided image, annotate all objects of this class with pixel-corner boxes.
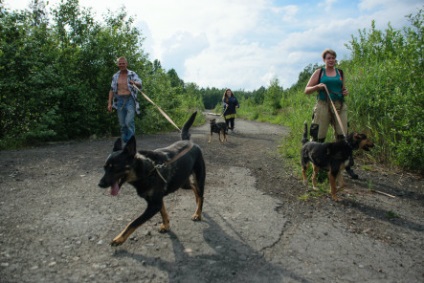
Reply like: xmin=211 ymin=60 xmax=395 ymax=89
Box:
xmin=344 ymin=134 xmax=359 ymax=150
xmin=145 ymin=160 xmax=168 ymax=184
xmin=153 ymin=164 xmax=167 ymax=183
xmin=341 ymin=138 xmax=354 ymax=150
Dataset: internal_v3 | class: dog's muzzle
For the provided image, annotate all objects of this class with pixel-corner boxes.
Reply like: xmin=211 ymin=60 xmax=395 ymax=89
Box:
xmin=362 ymin=142 xmax=374 ymax=151
xmin=98 ymin=175 xmax=110 ymax=188
xmin=98 ymin=175 xmax=123 ymax=196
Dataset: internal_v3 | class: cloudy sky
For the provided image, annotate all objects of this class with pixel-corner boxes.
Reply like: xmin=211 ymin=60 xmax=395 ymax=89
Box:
xmin=5 ymin=0 xmax=423 ymax=90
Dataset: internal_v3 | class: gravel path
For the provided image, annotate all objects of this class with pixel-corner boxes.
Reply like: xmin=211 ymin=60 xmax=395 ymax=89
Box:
xmin=0 ymin=112 xmax=423 ymax=282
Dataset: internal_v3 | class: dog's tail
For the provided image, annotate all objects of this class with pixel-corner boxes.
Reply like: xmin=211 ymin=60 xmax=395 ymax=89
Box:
xmin=301 ymin=122 xmax=308 ymax=145
xmin=181 ymin=111 xmax=197 ymax=140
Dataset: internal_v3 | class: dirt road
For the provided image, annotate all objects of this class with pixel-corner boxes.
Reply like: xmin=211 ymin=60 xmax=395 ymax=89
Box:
xmin=0 ymin=112 xmax=423 ymax=282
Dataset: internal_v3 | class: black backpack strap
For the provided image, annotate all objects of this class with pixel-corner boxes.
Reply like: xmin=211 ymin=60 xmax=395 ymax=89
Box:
xmin=318 ymin=67 xmax=323 ymax=83
xmin=319 ymin=68 xmax=344 ymax=83
xmin=319 ymin=68 xmax=344 ymax=81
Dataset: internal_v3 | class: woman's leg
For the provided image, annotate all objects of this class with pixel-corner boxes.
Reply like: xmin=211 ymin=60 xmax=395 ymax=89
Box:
xmin=224 ymin=116 xmax=230 ymax=128
xmin=312 ymin=100 xmax=331 ymax=141
xmin=333 ymin=102 xmax=348 ymax=137
xmin=230 ymin=118 xmax=235 ymax=130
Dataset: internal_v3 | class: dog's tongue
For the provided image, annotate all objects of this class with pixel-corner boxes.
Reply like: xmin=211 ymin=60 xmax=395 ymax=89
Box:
xmin=110 ymin=182 xmax=120 ymax=196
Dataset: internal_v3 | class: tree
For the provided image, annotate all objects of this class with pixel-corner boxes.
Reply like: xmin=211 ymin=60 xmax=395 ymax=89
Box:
xmin=344 ymin=8 xmax=424 ymax=170
xmin=263 ymin=78 xmax=283 ymax=111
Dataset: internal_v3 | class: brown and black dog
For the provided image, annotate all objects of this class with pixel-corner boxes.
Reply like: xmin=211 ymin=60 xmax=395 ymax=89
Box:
xmin=98 ymin=111 xmax=206 ymax=246
xmin=208 ymin=118 xmax=228 ymax=143
xmin=301 ymin=123 xmax=374 ymax=201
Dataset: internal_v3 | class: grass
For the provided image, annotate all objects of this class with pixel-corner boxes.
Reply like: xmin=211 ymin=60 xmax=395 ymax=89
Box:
xmin=295 ymin=166 xmax=331 ymax=201
xmin=385 ymin=211 xmax=399 ymax=219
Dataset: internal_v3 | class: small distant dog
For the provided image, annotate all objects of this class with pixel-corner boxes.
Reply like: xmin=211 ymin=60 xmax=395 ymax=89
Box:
xmin=98 ymin=111 xmax=206 ymax=246
xmin=301 ymin=123 xmax=374 ymax=201
xmin=209 ymin=118 xmax=228 ymax=143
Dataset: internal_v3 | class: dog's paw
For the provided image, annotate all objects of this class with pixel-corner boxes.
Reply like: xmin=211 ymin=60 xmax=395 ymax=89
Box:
xmin=110 ymin=237 xmax=125 ymax=246
xmin=159 ymin=224 xmax=170 ymax=233
xmin=331 ymin=195 xmax=341 ymax=202
xmin=191 ymin=214 xmax=202 ymax=221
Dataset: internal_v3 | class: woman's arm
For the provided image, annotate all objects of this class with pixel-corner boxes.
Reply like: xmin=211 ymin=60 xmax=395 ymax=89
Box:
xmin=305 ymin=69 xmax=325 ymax=95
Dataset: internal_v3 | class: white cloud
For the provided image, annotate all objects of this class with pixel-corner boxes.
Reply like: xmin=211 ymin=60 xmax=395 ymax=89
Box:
xmin=318 ymin=0 xmax=338 ymax=12
xmin=4 ymin=0 xmax=423 ymax=90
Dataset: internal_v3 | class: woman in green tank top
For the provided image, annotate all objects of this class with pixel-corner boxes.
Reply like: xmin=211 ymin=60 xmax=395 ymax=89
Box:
xmin=317 ymin=68 xmax=344 ymax=102
xmin=304 ymin=48 xmax=348 ymax=140
xmin=304 ymin=48 xmax=359 ymax=179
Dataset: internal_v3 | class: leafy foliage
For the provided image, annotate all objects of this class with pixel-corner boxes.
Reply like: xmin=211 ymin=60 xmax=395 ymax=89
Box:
xmin=344 ymin=12 xmax=424 ymax=171
xmin=0 ymin=0 xmax=203 ymax=148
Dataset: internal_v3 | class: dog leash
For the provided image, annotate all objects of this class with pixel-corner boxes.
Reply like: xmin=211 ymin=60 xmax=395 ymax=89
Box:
xmin=149 ymin=143 xmax=194 ymax=184
xmin=323 ymin=85 xmax=347 ymax=137
xmin=216 ymin=104 xmax=228 ymax=123
xmin=132 ymin=84 xmax=181 ymax=132
xmin=220 ymin=104 xmax=228 ymax=117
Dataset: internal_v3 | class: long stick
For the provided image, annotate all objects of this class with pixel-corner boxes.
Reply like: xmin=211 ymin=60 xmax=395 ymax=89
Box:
xmin=132 ymin=85 xmax=181 ymax=132
xmin=374 ymin=190 xmax=396 ymax=198
xmin=323 ymin=85 xmax=346 ymax=137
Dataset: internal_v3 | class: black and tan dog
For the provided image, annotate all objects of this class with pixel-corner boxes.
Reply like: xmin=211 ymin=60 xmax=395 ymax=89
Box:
xmin=98 ymin=111 xmax=206 ymax=246
xmin=208 ymin=118 xmax=228 ymax=143
xmin=301 ymin=123 xmax=374 ymax=201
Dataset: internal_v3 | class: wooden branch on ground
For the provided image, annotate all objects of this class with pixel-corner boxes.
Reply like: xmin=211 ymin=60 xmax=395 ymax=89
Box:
xmin=374 ymin=190 xmax=396 ymax=198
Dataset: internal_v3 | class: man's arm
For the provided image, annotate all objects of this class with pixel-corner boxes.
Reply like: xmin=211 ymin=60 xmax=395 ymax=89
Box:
xmin=129 ymin=72 xmax=142 ymax=88
xmin=107 ymin=90 xmax=114 ymax=112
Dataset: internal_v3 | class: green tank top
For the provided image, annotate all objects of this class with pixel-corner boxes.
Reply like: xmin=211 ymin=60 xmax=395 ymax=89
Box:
xmin=317 ymin=68 xmax=344 ymax=102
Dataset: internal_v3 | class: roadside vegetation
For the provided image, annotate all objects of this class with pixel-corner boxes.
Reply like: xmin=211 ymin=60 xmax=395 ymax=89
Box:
xmin=1 ymin=1 xmax=422 ymax=172
xmin=238 ymin=9 xmax=424 ymax=174
xmin=0 ymin=0 xmax=204 ymax=149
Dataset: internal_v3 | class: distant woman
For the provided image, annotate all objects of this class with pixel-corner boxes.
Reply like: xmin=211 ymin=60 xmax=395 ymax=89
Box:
xmin=222 ymin=88 xmax=239 ymax=132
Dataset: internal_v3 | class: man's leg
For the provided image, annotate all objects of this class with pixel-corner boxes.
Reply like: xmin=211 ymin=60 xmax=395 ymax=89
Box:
xmin=116 ymin=99 xmax=127 ymax=144
xmin=123 ymin=98 xmax=136 ymax=143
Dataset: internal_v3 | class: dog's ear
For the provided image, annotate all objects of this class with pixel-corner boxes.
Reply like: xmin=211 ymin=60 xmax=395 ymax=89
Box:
xmin=124 ymin=136 xmax=137 ymax=156
xmin=352 ymin=133 xmax=361 ymax=141
xmin=358 ymin=133 xmax=367 ymax=140
xmin=113 ymin=138 xmax=123 ymax=152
